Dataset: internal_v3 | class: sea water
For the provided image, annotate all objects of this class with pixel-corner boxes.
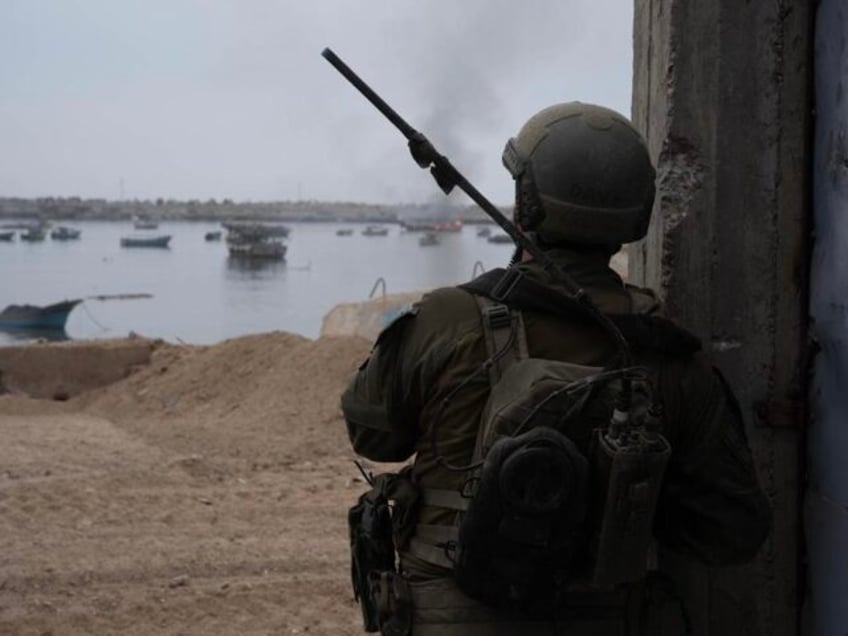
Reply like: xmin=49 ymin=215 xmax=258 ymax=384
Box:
xmin=0 ymin=220 xmax=515 ymax=345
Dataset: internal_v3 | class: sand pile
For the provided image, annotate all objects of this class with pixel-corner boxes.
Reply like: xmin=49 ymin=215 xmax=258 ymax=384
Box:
xmin=74 ymin=332 xmax=372 ymax=464
xmin=0 ymin=331 xmax=380 ymax=636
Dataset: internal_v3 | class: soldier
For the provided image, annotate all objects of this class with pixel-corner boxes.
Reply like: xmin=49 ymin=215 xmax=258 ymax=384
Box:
xmin=341 ymin=102 xmax=771 ymax=635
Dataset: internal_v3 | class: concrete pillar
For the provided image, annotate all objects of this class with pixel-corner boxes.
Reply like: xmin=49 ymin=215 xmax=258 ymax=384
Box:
xmin=631 ymin=1 xmax=812 ymax=635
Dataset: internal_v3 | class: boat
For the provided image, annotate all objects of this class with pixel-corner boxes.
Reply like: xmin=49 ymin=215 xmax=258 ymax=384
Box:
xmin=120 ymin=235 xmax=172 ymax=248
xmin=362 ymin=225 xmax=389 ymax=236
xmin=476 ymin=227 xmax=492 ymax=238
xmin=20 ymin=227 xmax=47 ymax=242
xmin=228 ymin=241 xmax=287 ymax=260
xmin=432 ymin=220 xmax=462 ymax=233
xmin=336 ymin=228 xmax=354 ymax=236
xmin=226 ymin=225 xmax=286 ymax=261
xmin=222 ymin=221 xmax=290 ymax=238
xmin=487 ymin=233 xmax=514 ymax=244
xmin=50 ymin=226 xmax=82 ymax=240
xmin=204 ymin=231 xmax=222 ymax=241
xmin=0 ymin=298 xmax=82 ymax=330
xmin=401 ymin=220 xmax=437 ymax=232
xmin=418 ymin=232 xmax=440 ymax=247
xmin=0 ymin=231 xmax=14 ymax=241
xmin=133 ymin=217 xmax=159 ymax=230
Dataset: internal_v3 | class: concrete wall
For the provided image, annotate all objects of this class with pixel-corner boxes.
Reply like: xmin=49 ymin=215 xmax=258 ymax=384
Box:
xmin=806 ymin=2 xmax=848 ymax=634
xmin=631 ymin=1 xmax=811 ymax=634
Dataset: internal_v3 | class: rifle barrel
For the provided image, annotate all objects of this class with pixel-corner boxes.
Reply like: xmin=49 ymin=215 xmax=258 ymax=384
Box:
xmin=321 ymin=48 xmax=417 ymax=140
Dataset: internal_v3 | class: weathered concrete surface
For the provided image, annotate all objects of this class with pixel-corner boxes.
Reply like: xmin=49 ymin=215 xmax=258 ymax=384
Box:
xmin=631 ymin=1 xmax=811 ymax=635
xmin=320 ymin=291 xmax=427 ymax=342
xmin=806 ymin=2 xmax=848 ymax=634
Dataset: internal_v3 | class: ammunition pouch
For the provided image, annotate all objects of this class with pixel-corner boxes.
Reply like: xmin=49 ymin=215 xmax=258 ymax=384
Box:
xmin=348 ymin=469 xmax=419 ymax=633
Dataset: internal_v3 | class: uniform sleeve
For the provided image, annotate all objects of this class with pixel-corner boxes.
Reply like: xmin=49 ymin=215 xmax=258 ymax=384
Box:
xmin=340 ymin=312 xmax=420 ymax=462
xmin=653 ymin=359 xmax=772 ymax=565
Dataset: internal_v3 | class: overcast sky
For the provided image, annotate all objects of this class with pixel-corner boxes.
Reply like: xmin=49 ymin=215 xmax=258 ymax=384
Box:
xmin=0 ymin=1 xmax=633 ymax=205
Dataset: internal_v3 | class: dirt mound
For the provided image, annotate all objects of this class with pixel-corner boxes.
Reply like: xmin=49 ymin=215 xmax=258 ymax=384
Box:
xmin=0 ymin=331 xmax=377 ymax=635
xmin=73 ymin=332 xmax=372 ymax=463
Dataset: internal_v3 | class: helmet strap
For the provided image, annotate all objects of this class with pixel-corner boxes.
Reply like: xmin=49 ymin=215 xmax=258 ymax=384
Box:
xmin=515 ymin=166 xmax=546 ymax=232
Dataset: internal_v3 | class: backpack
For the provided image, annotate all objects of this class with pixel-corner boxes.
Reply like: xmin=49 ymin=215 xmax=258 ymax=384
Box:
xmin=407 ymin=268 xmax=699 ymax=609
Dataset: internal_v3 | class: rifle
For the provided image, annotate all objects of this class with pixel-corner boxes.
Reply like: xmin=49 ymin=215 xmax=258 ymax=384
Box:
xmin=320 ymin=46 xmax=634 ymax=373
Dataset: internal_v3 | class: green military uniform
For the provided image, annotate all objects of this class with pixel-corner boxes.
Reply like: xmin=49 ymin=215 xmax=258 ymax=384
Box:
xmin=342 ymin=248 xmax=772 ymax=635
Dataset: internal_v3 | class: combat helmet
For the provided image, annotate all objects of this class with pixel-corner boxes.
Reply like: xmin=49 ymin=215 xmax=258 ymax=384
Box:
xmin=502 ymin=102 xmax=656 ymax=246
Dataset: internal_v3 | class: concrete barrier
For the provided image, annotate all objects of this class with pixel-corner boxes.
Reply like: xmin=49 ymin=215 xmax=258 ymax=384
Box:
xmin=320 ymin=291 xmax=427 ymax=342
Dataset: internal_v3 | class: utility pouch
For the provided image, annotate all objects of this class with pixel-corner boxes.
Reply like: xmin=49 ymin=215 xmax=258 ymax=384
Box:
xmin=589 ymin=428 xmax=670 ymax=586
xmin=369 ymin=570 xmax=412 ymax=636
xmin=349 ymin=481 xmax=396 ymax=632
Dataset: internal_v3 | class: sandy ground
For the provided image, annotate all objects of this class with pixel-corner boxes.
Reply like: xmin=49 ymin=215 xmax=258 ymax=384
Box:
xmin=0 ymin=254 xmax=630 ymax=635
xmin=0 ymin=332 xmax=382 ymax=636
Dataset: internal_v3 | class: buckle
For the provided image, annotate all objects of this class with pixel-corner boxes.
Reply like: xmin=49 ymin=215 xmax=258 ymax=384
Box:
xmin=483 ymin=303 xmax=511 ymax=330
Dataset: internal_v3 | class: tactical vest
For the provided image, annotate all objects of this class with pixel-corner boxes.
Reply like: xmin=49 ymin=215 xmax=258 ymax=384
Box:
xmin=351 ymin=267 xmax=700 ymax=635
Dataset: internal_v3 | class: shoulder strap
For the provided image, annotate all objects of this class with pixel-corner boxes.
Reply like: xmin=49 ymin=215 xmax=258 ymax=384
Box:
xmin=460 ymin=268 xmax=701 ymax=356
xmin=474 ymin=295 xmax=528 ymax=387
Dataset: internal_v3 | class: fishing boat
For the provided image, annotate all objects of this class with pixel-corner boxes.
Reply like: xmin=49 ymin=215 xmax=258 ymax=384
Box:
xmin=133 ymin=217 xmax=159 ymax=230
xmin=226 ymin=225 xmax=286 ymax=261
xmin=432 ymin=220 xmax=462 ymax=233
xmin=418 ymin=232 xmax=440 ymax=247
xmin=204 ymin=231 xmax=222 ymax=241
xmin=487 ymin=233 xmax=514 ymax=244
xmin=362 ymin=225 xmax=389 ymax=237
xmin=0 ymin=299 xmax=82 ymax=330
xmin=50 ymin=226 xmax=82 ymax=240
xmin=222 ymin=221 xmax=290 ymax=238
xmin=20 ymin=227 xmax=47 ymax=242
xmin=400 ymin=220 xmax=437 ymax=232
xmin=120 ymin=235 xmax=172 ymax=248
xmin=228 ymin=241 xmax=287 ymax=260
xmin=0 ymin=231 xmax=14 ymax=241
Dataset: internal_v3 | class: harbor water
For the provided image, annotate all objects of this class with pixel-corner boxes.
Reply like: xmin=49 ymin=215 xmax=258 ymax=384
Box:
xmin=0 ymin=220 xmax=515 ymax=345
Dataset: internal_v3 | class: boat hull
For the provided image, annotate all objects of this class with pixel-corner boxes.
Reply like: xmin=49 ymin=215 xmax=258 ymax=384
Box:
xmin=0 ymin=299 xmax=82 ymax=330
xmin=120 ymin=236 xmax=172 ymax=248
xmin=227 ymin=242 xmax=287 ymax=260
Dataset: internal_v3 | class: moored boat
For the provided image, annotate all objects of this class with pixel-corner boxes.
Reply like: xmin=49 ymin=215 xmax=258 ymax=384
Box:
xmin=222 ymin=221 xmax=290 ymax=238
xmin=226 ymin=225 xmax=286 ymax=261
xmin=418 ymin=232 xmax=440 ymax=246
xmin=362 ymin=225 xmax=389 ymax=236
xmin=487 ymin=233 xmax=514 ymax=244
xmin=336 ymin=228 xmax=354 ymax=236
xmin=50 ymin=226 xmax=82 ymax=240
xmin=204 ymin=231 xmax=222 ymax=241
xmin=133 ymin=217 xmax=159 ymax=230
xmin=120 ymin=235 xmax=172 ymax=248
xmin=0 ymin=231 xmax=14 ymax=241
xmin=228 ymin=241 xmax=287 ymax=260
xmin=0 ymin=298 xmax=82 ymax=330
xmin=20 ymin=227 xmax=47 ymax=242
xmin=476 ymin=227 xmax=492 ymax=238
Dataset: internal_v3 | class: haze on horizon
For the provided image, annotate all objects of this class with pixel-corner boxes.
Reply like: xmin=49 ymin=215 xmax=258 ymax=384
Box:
xmin=0 ymin=1 xmax=633 ymax=206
